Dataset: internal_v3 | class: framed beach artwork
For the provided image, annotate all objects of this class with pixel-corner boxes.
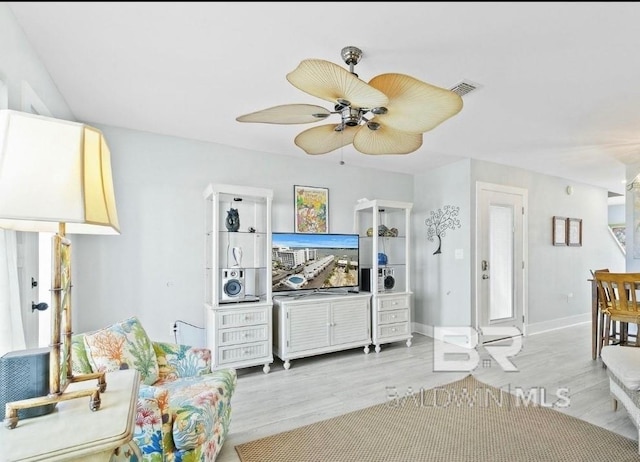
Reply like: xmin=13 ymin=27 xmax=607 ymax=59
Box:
xmin=552 ymin=216 xmax=567 ymax=246
xmin=567 ymin=218 xmax=582 ymax=246
xmin=294 ymin=185 xmax=329 ymax=233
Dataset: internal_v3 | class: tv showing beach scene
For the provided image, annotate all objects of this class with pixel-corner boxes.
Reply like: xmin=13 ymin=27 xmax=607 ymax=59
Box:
xmin=272 ymin=233 xmax=359 ymax=293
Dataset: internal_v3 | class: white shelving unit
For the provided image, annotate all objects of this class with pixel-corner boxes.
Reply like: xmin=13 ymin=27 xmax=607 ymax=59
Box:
xmin=204 ymin=183 xmax=273 ymax=373
xmin=354 ymin=199 xmax=413 ymax=353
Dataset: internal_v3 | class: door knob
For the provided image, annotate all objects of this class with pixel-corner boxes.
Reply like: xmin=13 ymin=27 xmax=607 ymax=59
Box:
xmin=32 ymin=302 xmax=49 ymax=312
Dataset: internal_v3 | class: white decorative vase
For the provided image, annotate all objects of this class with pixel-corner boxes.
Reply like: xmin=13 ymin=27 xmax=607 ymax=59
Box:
xmin=232 ymin=247 xmax=243 ymax=267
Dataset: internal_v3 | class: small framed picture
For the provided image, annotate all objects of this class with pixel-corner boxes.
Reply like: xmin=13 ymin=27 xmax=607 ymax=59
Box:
xmin=567 ymin=218 xmax=583 ymax=246
xmin=294 ymin=185 xmax=329 ymax=233
xmin=552 ymin=216 xmax=567 ymax=246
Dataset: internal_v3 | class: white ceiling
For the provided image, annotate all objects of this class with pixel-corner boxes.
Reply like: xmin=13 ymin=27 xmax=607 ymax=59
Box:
xmin=8 ymin=2 xmax=640 ymax=195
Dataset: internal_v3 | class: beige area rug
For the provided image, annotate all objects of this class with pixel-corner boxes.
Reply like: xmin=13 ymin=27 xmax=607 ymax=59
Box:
xmin=235 ymin=375 xmax=639 ymax=462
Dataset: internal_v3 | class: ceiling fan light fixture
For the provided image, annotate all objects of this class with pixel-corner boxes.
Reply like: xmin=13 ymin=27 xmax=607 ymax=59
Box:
xmin=343 ymin=107 xmax=360 ymax=127
xmin=371 ymin=107 xmax=388 ymax=115
xmin=237 ymin=46 xmax=464 ymax=157
xmin=335 ymin=99 xmax=351 ymax=110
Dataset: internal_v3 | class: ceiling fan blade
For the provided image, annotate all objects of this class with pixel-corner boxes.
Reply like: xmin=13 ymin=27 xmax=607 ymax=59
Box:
xmin=368 ymin=74 xmax=463 ymax=133
xmin=287 ymin=59 xmax=389 ymax=109
xmin=294 ymin=124 xmax=357 ymax=155
xmin=353 ymin=125 xmax=423 ymax=155
xmin=236 ymin=104 xmax=331 ymax=124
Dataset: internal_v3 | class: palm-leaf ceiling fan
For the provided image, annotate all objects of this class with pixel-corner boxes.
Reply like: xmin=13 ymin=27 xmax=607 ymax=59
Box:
xmin=237 ymin=46 xmax=463 ymax=156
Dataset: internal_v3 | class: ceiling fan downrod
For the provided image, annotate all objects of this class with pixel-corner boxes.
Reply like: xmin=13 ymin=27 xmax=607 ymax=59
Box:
xmin=341 ymin=46 xmax=362 ymax=76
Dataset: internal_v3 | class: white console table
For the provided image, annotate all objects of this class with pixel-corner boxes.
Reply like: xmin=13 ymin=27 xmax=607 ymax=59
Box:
xmin=273 ymin=292 xmax=371 ymax=369
xmin=0 ymin=369 xmax=140 ymax=462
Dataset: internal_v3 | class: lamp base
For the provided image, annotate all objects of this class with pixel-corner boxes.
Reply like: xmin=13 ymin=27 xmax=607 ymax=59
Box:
xmin=3 ymin=372 xmax=106 ymax=429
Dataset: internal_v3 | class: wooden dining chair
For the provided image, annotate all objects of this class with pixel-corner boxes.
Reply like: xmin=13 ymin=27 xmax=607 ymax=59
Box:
xmin=591 ymin=268 xmax=611 ymax=357
xmin=594 ymin=271 xmax=640 ymax=350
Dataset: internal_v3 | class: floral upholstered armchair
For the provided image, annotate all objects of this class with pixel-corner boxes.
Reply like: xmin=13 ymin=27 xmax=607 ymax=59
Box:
xmin=71 ymin=316 xmax=236 ymax=462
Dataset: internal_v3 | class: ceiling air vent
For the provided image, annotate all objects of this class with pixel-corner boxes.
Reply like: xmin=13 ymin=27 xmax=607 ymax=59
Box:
xmin=449 ymin=80 xmax=481 ymax=97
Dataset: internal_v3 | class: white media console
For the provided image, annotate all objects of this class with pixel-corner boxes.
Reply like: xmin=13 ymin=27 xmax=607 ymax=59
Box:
xmin=272 ymin=292 xmax=372 ymax=369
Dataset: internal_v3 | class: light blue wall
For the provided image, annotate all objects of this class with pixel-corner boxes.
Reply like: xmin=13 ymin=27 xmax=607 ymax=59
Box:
xmin=412 ymin=160 xmax=471 ymax=331
xmin=608 ymin=203 xmax=625 ymax=225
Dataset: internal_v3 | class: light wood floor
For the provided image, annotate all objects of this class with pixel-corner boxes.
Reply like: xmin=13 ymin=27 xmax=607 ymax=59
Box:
xmin=216 ymin=323 xmax=637 ymax=462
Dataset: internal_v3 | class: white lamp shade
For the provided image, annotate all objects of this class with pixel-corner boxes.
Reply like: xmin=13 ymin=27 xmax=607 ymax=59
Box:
xmin=0 ymin=110 xmax=119 ymax=234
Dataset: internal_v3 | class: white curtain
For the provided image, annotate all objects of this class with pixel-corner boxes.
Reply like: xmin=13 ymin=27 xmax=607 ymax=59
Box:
xmin=0 ymin=229 xmax=26 ymax=356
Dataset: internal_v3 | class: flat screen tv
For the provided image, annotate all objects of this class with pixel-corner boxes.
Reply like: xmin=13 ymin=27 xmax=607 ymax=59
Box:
xmin=272 ymin=232 xmax=359 ymax=294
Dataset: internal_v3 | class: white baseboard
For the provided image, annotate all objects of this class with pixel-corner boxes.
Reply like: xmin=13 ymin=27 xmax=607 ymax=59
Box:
xmin=413 ymin=313 xmax=591 ymax=339
xmin=525 ymin=313 xmax=590 ymax=336
xmin=412 ymin=322 xmax=433 ymax=338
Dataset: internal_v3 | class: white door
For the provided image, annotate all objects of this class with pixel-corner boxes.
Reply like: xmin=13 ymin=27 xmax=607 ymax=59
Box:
xmin=476 ymin=183 xmax=527 ymax=338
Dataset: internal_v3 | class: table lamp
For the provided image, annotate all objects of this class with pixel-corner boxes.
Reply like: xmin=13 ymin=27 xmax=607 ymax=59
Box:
xmin=0 ymin=109 xmax=120 ymax=428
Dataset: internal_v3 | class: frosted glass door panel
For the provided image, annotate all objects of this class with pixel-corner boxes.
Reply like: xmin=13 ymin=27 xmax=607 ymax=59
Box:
xmin=489 ymin=204 xmax=514 ymax=321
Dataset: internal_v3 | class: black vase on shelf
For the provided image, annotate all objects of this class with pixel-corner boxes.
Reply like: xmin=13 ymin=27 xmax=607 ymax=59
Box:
xmin=225 ymin=208 xmax=240 ymax=232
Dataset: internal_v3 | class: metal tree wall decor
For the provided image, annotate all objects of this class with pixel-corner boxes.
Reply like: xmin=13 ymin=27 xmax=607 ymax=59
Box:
xmin=425 ymin=205 xmax=461 ymax=255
